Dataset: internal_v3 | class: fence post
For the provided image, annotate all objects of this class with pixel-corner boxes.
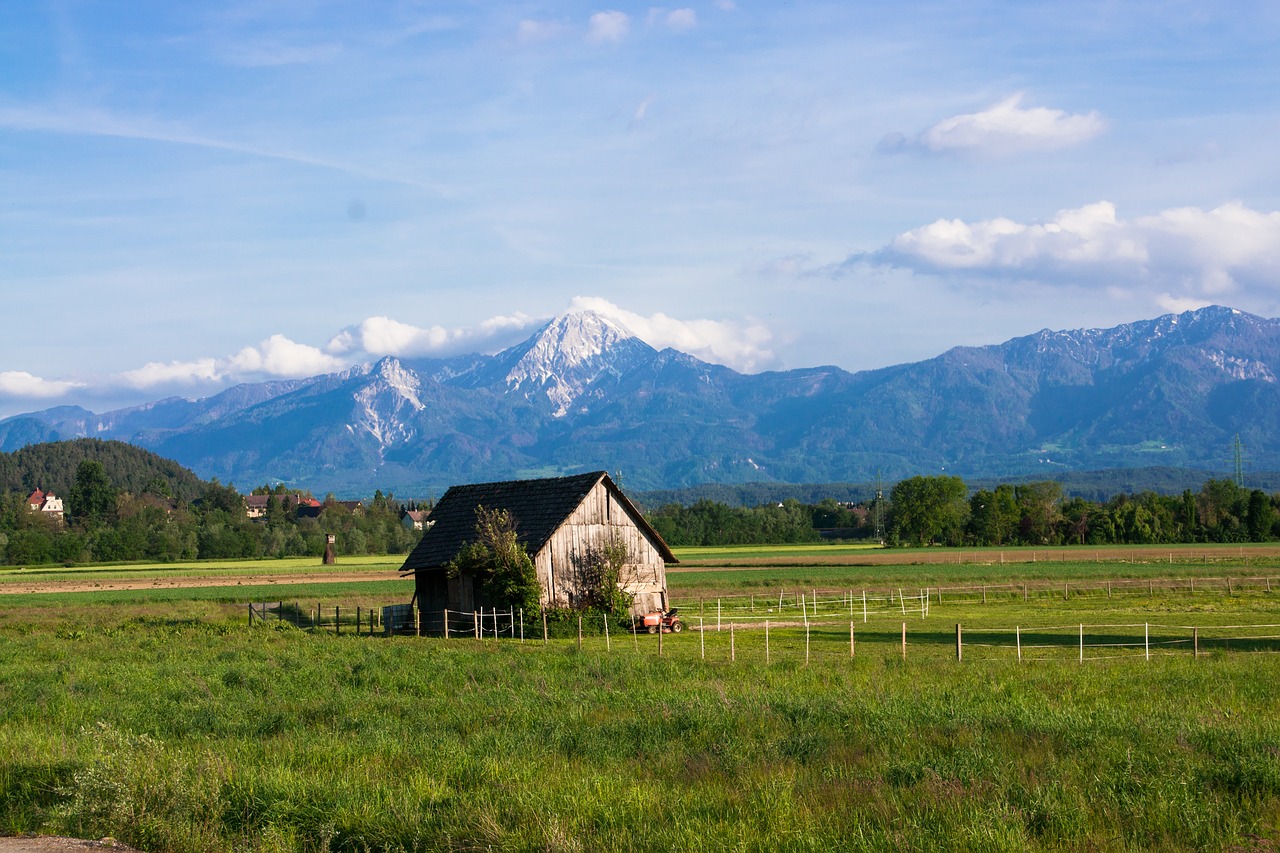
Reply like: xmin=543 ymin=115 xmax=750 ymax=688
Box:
xmin=520 ymin=608 xmax=524 ymax=642
xmin=279 ymin=600 xmax=284 ymax=624
xmin=370 ymin=608 xmax=374 ymax=636
xmin=765 ymin=620 xmax=770 ymax=663
xmin=658 ymin=619 xmax=663 ymax=656
xmin=1145 ymin=622 xmax=1150 ymax=661
xmin=336 ymin=606 xmax=340 ymax=636
xmin=956 ymin=623 xmax=962 ymax=662
xmin=730 ymin=623 xmax=735 ymax=662
xmin=356 ymin=606 xmax=361 ymax=637
xmin=862 ymin=590 xmax=867 ymax=623
xmin=415 ymin=606 xmax=421 ymax=637
xmin=700 ymin=617 xmax=705 ymax=659
xmin=899 ymin=588 xmax=906 ymax=615
xmin=717 ymin=598 xmax=722 ymax=632
xmin=1194 ymin=626 xmax=1199 ymax=658
xmin=850 ymin=622 xmax=855 ymax=659
xmin=982 ymin=585 xmax=987 ymax=605
xmin=474 ymin=611 xmax=479 ymax=640
xmin=1016 ymin=625 xmax=1021 ymax=663
xmin=1079 ymin=624 xmax=1084 ymax=663
xmin=543 ymin=610 xmax=549 ymax=645
xmin=901 ymin=622 xmax=907 ymax=661
xmin=805 ymin=621 xmax=810 ymax=666
xmin=577 ymin=615 xmax=583 ymax=651
xmin=248 ymin=603 xmax=253 ymax=627
xmin=604 ymin=614 xmax=610 ymax=652
xmin=444 ymin=609 xmax=449 ymax=639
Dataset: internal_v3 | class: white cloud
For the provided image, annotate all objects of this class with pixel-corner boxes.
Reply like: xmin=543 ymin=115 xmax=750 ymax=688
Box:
xmin=517 ymin=19 xmax=564 ymax=43
xmin=587 ymin=11 xmax=630 ymax=44
xmin=869 ymin=200 xmax=1280 ymax=300
xmin=327 ymin=313 xmax=538 ymax=359
xmin=712 ymin=0 xmax=737 ymax=9
xmin=0 ymin=371 xmax=85 ymax=399
xmin=568 ymin=296 xmax=779 ymax=372
xmin=229 ymin=335 xmax=345 ymax=378
xmin=891 ymin=94 xmax=1105 ymax=155
xmin=121 ymin=358 xmax=221 ymax=389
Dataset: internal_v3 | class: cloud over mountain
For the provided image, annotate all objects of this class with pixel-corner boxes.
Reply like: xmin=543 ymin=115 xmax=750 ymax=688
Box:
xmin=862 ymin=201 xmax=1280 ymax=301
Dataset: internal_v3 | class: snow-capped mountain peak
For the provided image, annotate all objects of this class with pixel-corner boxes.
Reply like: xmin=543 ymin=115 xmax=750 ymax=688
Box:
xmin=501 ymin=310 xmax=654 ymax=416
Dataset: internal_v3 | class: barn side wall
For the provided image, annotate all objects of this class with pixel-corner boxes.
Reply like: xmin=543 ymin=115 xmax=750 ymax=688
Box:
xmin=536 ymin=481 xmax=668 ymax=617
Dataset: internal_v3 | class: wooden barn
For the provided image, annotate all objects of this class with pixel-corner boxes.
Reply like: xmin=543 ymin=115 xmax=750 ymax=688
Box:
xmin=399 ymin=471 xmax=675 ymax=618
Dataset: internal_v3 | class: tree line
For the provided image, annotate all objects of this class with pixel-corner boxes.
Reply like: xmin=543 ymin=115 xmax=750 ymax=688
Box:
xmin=0 ymin=461 xmax=422 ymax=566
xmin=646 ymin=476 xmax=1280 ymax=548
xmin=886 ymin=475 xmax=1279 ymax=546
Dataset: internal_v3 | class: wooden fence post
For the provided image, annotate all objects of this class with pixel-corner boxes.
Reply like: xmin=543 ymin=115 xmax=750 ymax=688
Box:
xmin=805 ymin=621 xmax=810 ymax=666
xmin=1079 ymin=624 xmax=1084 ymax=663
xmin=730 ymin=623 xmax=735 ymax=662
xmin=1016 ymin=625 xmax=1021 ymax=663
xmin=577 ymin=615 xmax=583 ymax=651
xmin=1194 ymin=627 xmax=1199 ymax=658
xmin=700 ymin=617 xmax=705 ymax=659
xmin=901 ymin=622 xmax=906 ymax=661
xmin=1145 ymin=622 xmax=1150 ymax=661
xmin=444 ymin=609 xmax=449 ymax=639
xmin=862 ymin=590 xmax=867 ymax=623
xmin=604 ymin=614 xmax=610 ymax=652
xmin=543 ymin=610 xmax=549 ymax=645
xmin=248 ymin=604 xmax=253 ymax=627
xmin=764 ymin=620 xmax=769 ymax=664
xmin=474 ymin=611 xmax=479 ymax=640
xmin=335 ymin=606 xmax=340 ymax=636
xmin=356 ymin=606 xmax=361 ymax=637
xmin=415 ymin=606 xmax=420 ymax=637
xmin=658 ymin=619 xmax=664 ymax=656
xmin=850 ymin=622 xmax=855 ymax=659
xmin=955 ymin=623 xmax=962 ymax=662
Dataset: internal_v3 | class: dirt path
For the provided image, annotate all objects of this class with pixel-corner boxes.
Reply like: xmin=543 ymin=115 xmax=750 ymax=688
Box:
xmin=0 ymin=838 xmax=139 ymax=852
xmin=0 ymin=570 xmax=404 ymax=596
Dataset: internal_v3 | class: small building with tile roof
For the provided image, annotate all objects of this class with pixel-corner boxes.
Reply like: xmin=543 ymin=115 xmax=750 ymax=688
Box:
xmin=399 ymin=471 xmax=674 ymax=617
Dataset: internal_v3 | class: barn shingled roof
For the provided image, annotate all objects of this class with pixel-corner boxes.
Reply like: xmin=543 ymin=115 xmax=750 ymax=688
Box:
xmin=399 ymin=471 xmax=675 ymax=574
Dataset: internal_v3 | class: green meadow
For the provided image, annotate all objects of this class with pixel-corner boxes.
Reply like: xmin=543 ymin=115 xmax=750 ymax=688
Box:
xmin=0 ymin=548 xmax=1278 ymax=851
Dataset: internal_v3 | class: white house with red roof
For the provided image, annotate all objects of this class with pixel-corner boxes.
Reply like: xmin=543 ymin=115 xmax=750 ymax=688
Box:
xmin=26 ymin=489 xmax=64 ymax=520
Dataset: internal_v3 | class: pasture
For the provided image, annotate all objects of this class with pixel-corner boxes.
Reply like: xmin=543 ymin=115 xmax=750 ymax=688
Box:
xmin=1 ymin=545 xmax=1278 ymax=851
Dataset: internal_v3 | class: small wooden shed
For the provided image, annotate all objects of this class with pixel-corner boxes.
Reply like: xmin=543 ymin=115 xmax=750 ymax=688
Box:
xmin=399 ymin=471 xmax=675 ymax=617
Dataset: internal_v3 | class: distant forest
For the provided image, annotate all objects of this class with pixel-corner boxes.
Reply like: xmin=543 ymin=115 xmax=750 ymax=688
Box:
xmin=3 ymin=440 xmax=1278 ymax=563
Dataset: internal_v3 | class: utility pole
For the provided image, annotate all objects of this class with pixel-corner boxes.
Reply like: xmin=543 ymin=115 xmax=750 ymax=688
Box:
xmin=1233 ymin=435 xmax=1245 ymax=488
xmin=874 ymin=470 xmax=885 ymax=544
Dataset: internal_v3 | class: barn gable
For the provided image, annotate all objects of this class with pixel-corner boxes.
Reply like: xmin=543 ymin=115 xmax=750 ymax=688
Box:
xmin=399 ymin=471 xmax=674 ymax=618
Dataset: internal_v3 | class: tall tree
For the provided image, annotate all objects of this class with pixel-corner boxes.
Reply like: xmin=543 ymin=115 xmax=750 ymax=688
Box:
xmin=68 ymin=460 xmax=116 ymax=528
xmin=890 ymin=475 xmax=968 ymax=547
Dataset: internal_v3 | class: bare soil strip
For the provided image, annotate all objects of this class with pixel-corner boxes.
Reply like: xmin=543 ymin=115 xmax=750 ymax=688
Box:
xmin=0 ymin=570 xmax=404 ymax=596
xmin=670 ymin=545 xmax=1280 ymax=570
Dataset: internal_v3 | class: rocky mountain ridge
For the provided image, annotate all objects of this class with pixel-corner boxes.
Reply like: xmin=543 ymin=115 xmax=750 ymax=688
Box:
xmin=1 ymin=306 xmax=1277 ymax=495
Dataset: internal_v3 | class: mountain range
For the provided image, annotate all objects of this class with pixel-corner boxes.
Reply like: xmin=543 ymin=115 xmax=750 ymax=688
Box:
xmin=2 ymin=306 xmax=1277 ymax=496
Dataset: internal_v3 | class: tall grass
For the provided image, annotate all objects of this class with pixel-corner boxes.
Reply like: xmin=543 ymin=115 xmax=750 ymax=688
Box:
xmin=2 ymin=601 xmax=1279 ymax=851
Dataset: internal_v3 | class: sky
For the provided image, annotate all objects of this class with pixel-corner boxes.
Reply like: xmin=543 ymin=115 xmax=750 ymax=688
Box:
xmin=2 ymin=1 xmax=1279 ymax=417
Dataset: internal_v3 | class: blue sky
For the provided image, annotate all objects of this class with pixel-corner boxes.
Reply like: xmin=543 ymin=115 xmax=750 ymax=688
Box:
xmin=2 ymin=1 xmax=1279 ymax=416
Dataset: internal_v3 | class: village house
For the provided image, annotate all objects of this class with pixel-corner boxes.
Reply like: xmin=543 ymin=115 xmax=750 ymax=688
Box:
xmin=26 ymin=489 xmax=64 ymax=521
xmin=399 ymin=471 xmax=674 ymax=618
xmin=402 ymin=509 xmax=430 ymax=531
xmin=244 ymin=493 xmax=323 ymax=519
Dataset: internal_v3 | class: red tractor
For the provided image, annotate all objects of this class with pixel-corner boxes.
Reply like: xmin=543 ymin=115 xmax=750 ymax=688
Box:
xmin=636 ymin=607 xmax=683 ymax=634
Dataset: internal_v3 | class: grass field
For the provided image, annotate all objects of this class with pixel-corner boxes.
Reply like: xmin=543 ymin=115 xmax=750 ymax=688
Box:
xmin=1 ymin=547 xmax=1279 ymax=851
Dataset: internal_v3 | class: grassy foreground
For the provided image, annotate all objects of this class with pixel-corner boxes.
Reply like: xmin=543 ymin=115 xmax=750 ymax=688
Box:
xmin=2 ymin=599 xmax=1280 ymax=852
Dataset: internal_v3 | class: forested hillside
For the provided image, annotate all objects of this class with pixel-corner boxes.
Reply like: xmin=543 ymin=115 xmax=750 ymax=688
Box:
xmin=0 ymin=441 xmax=421 ymax=566
xmin=0 ymin=438 xmax=209 ymax=502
